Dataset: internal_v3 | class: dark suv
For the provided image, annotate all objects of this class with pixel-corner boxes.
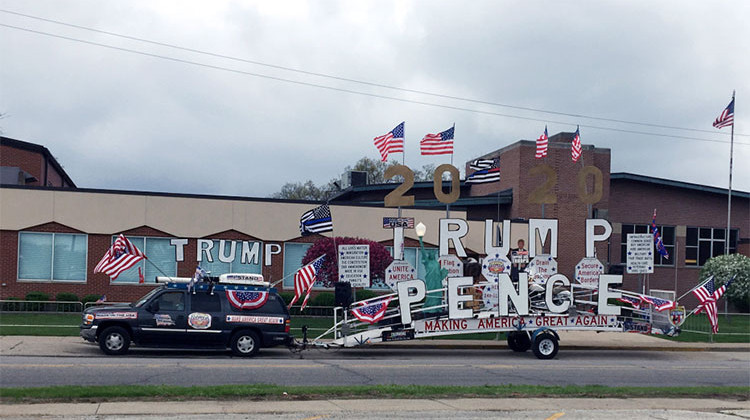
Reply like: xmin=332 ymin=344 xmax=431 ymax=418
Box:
xmin=81 ymin=278 xmax=293 ymax=357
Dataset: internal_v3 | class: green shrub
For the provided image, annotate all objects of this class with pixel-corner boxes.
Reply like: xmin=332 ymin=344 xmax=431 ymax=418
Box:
xmin=353 ymin=289 xmax=379 ymax=302
xmin=699 ymin=254 xmax=750 ymax=313
xmin=311 ymin=292 xmax=335 ymax=307
xmin=278 ymin=291 xmax=295 ymax=306
xmin=82 ymin=294 xmax=103 ymax=304
xmin=1 ymin=297 xmax=22 ymax=311
xmin=55 ymin=292 xmax=79 ymax=302
xmin=25 ymin=292 xmax=50 ymax=301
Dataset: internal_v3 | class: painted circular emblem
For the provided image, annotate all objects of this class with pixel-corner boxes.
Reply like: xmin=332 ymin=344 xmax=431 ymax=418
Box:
xmin=188 ymin=312 xmax=212 ymax=330
xmin=481 ymin=255 xmax=511 ymax=282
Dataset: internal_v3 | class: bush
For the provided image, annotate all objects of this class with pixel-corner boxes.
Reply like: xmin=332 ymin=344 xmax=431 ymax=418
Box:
xmin=1 ymin=297 xmax=22 ymax=311
xmin=25 ymin=292 xmax=50 ymax=301
xmin=82 ymin=294 xmax=103 ymax=304
xmin=311 ymin=292 xmax=336 ymax=307
xmin=353 ymin=289 xmax=380 ymax=302
xmin=699 ymin=254 xmax=750 ymax=313
xmin=278 ymin=291 xmax=295 ymax=306
xmin=55 ymin=292 xmax=79 ymax=302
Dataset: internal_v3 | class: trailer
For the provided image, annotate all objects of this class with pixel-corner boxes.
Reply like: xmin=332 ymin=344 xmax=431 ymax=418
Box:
xmin=310 ymin=277 xmax=680 ymax=359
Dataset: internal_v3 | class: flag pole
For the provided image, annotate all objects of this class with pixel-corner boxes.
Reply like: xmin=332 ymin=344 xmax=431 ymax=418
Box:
xmin=725 ymin=90 xmax=735 ymax=255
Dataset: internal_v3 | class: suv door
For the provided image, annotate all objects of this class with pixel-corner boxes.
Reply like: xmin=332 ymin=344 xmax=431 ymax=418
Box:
xmin=186 ymin=292 xmax=226 ymax=348
xmin=138 ymin=290 xmax=188 ymax=346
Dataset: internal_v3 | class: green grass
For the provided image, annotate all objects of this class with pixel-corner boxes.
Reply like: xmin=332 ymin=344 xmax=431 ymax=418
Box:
xmin=0 ymin=313 xmax=82 ymax=336
xmin=0 ymin=384 xmax=747 ymax=403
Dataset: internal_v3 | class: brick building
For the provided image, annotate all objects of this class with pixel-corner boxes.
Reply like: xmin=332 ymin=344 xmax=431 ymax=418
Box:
xmin=1 ymin=134 xmax=747 ymax=309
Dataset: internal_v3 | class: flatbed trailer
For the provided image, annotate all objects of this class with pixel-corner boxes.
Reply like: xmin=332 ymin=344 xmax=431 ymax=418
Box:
xmin=311 ymin=280 xmax=678 ymax=359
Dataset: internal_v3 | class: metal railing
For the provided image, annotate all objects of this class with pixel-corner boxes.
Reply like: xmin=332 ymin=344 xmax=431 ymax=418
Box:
xmin=679 ymin=312 xmax=750 ymax=338
xmin=0 ymin=299 xmax=84 ymax=313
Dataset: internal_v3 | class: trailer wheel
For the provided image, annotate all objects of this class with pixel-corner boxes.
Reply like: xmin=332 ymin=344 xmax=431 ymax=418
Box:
xmin=507 ymin=331 xmax=531 ymax=352
xmin=532 ymin=331 xmax=558 ymax=359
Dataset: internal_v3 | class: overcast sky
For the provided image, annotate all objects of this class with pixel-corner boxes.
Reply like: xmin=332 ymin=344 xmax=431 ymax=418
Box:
xmin=1 ymin=1 xmax=748 ymax=199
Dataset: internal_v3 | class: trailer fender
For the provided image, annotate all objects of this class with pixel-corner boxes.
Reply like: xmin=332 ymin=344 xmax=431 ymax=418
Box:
xmin=531 ymin=327 xmax=559 ymax=342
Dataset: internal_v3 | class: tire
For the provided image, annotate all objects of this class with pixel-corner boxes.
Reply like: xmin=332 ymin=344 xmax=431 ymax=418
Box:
xmin=532 ymin=331 xmax=559 ymax=360
xmin=231 ymin=330 xmax=260 ymax=357
xmin=507 ymin=331 xmax=531 ymax=352
xmin=99 ymin=326 xmax=131 ymax=355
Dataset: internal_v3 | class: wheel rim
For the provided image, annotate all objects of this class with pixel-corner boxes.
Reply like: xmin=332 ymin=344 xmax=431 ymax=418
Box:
xmin=237 ymin=335 xmax=255 ymax=353
xmin=105 ymin=333 xmax=124 ymax=351
xmin=538 ymin=338 xmax=554 ymax=356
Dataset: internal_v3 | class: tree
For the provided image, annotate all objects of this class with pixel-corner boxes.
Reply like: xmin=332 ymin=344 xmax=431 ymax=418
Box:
xmin=300 ymin=236 xmax=393 ymax=288
xmin=269 ymin=180 xmax=326 ymax=200
xmin=698 ymin=253 xmax=750 ymax=312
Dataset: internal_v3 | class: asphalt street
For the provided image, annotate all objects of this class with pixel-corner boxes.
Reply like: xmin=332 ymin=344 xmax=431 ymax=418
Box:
xmin=1 ymin=345 xmax=749 ymax=388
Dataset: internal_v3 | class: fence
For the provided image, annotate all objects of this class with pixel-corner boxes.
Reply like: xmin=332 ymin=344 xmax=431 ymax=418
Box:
xmin=679 ymin=312 xmax=750 ymax=341
xmin=0 ymin=300 xmax=84 ymax=313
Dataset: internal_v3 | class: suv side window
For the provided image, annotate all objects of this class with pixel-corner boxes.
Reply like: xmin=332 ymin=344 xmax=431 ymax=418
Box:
xmin=155 ymin=291 xmax=185 ymax=311
xmin=191 ymin=293 xmax=222 ymax=312
xmin=259 ymin=295 xmax=284 ymax=313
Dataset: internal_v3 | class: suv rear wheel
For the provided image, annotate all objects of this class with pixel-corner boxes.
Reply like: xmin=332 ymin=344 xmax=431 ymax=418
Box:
xmin=99 ymin=326 xmax=131 ymax=355
xmin=231 ymin=330 xmax=260 ymax=357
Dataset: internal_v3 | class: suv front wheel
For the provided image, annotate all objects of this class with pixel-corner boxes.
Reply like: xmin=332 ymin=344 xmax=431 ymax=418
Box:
xmin=99 ymin=326 xmax=131 ymax=355
xmin=230 ymin=330 xmax=260 ymax=357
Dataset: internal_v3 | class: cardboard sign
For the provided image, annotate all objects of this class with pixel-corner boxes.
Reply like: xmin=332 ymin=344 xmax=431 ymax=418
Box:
xmin=439 ymin=254 xmax=464 ymax=278
xmin=338 ymin=244 xmax=370 ymax=287
xmin=385 ymin=259 xmax=417 ymax=291
xmin=526 ymin=255 xmax=557 ymax=284
xmin=626 ymin=233 xmax=654 ymax=274
xmin=575 ymin=257 xmax=604 ymax=286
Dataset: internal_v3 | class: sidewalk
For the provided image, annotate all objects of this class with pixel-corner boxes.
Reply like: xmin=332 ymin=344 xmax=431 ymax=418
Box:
xmin=1 ymin=397 xmax=749 ymax=417
xmin=1 ymin=331 xmax=748 ymax=357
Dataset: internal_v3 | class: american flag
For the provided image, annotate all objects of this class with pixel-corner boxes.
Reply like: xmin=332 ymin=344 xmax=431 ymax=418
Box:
xmin=692 ymin=276 xmax=733 ymax=333
xmin=469 ymin=159 xmax=495 ymax=171
xmin=94 ymin=234 xmax=146 ymax=280
xmin=651 ymin=209 xmax=669 ymax=259
xmin=351 ymin=296 xmax=392 ymax=324
xmin=300 ymin=204 xmax=333 ymax=235
xmin=617 ymin=295 xmax=642 ymax=309
xmin=288 ymin=256 xmax=326 ymax=310
xmin=466 ymin=158 xmax=500 ymax=184
xmin=420 ymin=126 xmax=454 ymax=155
xmin=571 ymin=126 xmax=582 ymax=162
xmin=640 ymin=294 xmax=676 ymax=312
xmin=535 ymin=126 xmax=548 ymax=159
xmin=226 ymin=290 xmax=269 ymax=310
xmin=713 ymin=97 xmax=734 ymax=129
xmin=373 ymin=122 xmax=405 ymax=162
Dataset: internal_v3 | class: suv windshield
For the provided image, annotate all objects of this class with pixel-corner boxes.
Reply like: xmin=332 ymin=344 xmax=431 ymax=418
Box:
xmin=133 ymin=287 xmax=164 ymax=307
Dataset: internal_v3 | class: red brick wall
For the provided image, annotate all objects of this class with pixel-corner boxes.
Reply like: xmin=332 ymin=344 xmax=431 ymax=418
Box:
xmin=0 ymin=145 xmax=44 ymax=186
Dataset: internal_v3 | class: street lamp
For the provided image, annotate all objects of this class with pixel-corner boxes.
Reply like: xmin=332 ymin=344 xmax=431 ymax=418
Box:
xmin=415 ymin=222 xmax=426 ymax=248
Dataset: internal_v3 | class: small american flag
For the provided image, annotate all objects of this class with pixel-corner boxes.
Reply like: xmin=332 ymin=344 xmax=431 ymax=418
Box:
xmin=617 ymin=295 xmax=642 ymax=309
xmin=535 ymin=126 xmax=548 ymax=159
xmin=640 ymin=294 xmax=676 ymax=312
xmin=300 ymin=204 xmax=333 ymax=235
xmin=651 ymin=209 xmax=669 ymax=259
xmin=693 ymin=276 xmax=733 ymax=333
xmin=289 ymin=256 xmax=326 ymax=310
xmin=420 ymin=126 xmax=454 ymax=155
xmin=571 ymin=126 xmax=582 ymax=162
xmin=351 ymin=296 xmax=392 ymax=324
xmin=94 ymin=234 xmax=146 ymax=280
xmin=373 ymin=122 xmax=405 ymax=162
xmin=713 ymin=97 xmax=734 ymax=129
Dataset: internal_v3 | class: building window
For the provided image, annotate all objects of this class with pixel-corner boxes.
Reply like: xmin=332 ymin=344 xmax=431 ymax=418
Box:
xmin=111 ymin=236 xmax=177 ymax=283
xmin=620 ymin=224 xmax=675 ymax=266
xmin=18 ymin=232 xmax=87 ymax=282
xmin=283 ymin=243 xmax=314 ymax=289
xmin=197 ymin=239 xmax=262 ymax=277
xmin=685 ymin=227 xmax=738 ymax=266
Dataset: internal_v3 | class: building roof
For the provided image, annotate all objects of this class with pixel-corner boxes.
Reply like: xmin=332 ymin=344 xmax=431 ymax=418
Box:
xmin=0 ymin=136 xmax=77 ymax=188
xmin=611 ymin=172 xmax=749 ymax=198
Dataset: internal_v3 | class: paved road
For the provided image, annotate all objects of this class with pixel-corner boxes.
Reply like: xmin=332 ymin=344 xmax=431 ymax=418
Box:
xmin=1 ymin=344 xmax=748 ymax=388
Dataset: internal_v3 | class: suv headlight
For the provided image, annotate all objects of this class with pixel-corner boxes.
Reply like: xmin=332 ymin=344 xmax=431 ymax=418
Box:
xmin=83 ymin=314 xmax=95 ymax=325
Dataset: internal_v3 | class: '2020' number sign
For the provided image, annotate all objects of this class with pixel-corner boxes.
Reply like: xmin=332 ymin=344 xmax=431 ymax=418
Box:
xmin=528 ymin=164 xmax=603 ymax=205
xmin=384 ymin=164 xmax=460 ymax=207
xmin=383 ymin=163 xmax=604 ymax=208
